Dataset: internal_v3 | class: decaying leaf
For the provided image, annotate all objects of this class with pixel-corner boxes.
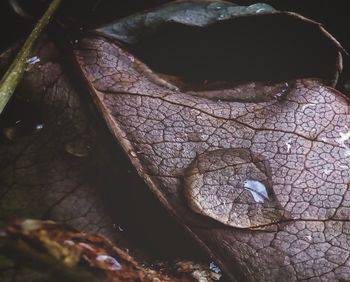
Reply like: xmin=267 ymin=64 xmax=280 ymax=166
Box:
xmin=0 ymin=219 xmax=220 ymax=281
xmin=69 ymin=1 xmax=350 ymax=281
xmin=1 ymin=1 xmax=350 ymax=281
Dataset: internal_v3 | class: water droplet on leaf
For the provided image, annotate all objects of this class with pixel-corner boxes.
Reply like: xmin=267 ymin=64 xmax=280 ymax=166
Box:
xmin=129 ymin=150 xmax=137 ymax=158
xmin=217 ymin=14 xmax=226 ymax=20
xmin=243 ymin=180 xmax=269 ymax=203
xmin=36 ymin=123 xmax=44 ymax=130
xmin=184 ymin=149 xmax=285 ymax=229
xmin=209 ymin=261 xmax=221 ymax=274
xmin=26 ymin=56 xmax=40 ymax=65
xmin=247 ymin=3 xmax=274 ymax=14
xmin=207 ymin=2 xmax=225 ymax=12
xmin=96 ymin=255 xmax=122 ymax=272
xmin=65 ymin=139 xmax=92 ymax=158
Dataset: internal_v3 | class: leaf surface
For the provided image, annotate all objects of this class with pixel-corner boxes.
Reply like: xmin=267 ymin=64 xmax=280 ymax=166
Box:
xmin=72 ymin=2 xmax=350 ymax=279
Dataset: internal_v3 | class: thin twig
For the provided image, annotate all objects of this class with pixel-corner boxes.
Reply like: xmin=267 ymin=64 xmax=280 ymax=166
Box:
xmin=0 ymin=0 xmax=62 ymax=114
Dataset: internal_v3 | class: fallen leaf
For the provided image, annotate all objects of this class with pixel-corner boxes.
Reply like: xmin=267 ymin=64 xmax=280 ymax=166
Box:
xmin=1 ymin=219 xmax=218 ymax=281
xmin=71 ymin=1 xmax=350 ymax=281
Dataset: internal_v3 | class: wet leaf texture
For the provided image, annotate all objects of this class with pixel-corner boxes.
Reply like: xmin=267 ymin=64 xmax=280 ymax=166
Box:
xmin=73 ymin=1 xmax=350 ymax=280
xmin=184 ymin=148 xmax=285 ymax=229
xmin=75 ymin=37 xmax=350 ymax=281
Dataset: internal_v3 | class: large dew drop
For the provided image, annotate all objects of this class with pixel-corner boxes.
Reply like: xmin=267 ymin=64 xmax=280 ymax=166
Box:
xmin=184 ymin=149 xmax=285 ymax=229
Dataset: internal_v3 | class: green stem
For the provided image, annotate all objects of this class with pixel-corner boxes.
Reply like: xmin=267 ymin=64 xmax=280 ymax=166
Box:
xmin=0 ymin=0 xmax=62 ymax=114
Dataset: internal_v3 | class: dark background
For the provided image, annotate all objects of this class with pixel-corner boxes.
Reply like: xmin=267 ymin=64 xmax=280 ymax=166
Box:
xmin=1 ymin=0 xmax=349 ymax=86
xmin=0 ymin=0 xmax=349 ymax=51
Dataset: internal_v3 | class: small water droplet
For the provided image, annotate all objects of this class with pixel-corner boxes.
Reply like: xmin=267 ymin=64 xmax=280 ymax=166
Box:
xmin=274 ymin=92 xmax=284 ymax=100
xmin=26 ymin=56 xmax=40 ymax=65
xmin=184 ymin=149 xmax=285 ymax=229
xmin=243 ymin=180 xmax=269 ymax=203
xmin=338 ymin=130 xmax=350 ymax=143
xmin=113 ymin=225 xmax=124 ymax=232
xmin=247 ymin=3 xmax=274 ymax=14
xmin=285 ymin=139 xmax=292 ymax=153
xmin=96 ymin=255 xmax=122 ymax=272
xmin=65 ymin=139 xmax=92 ymax=158
xmin=302 ymin=103 xmax=316 ymax=111
xmin=209 ymin=261 xmax=221 ymax=274
xmin=208 ymin=2 xmax=225 ymax=12
xmin=255 ymin=8 xmax=266 ymax=13
xmin=344 ymin=149 xmax=350 ymax=157
xmin=129 ymin=150 xmax=137 ymax=157
xmin=218 ymin=14 xmax=226 ymax=20
xmin=36 ymin=123 xmax=44 ymax=130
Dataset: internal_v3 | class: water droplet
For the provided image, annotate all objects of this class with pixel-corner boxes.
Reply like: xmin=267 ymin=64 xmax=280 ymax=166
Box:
xmin=26 ymin=56 xmax=40 ymax=65
xmin=65 ymin=139 xmax=92 ymax=158
xmin=338 ymin=130 xmax=350 ymax=143
xmin=96 ymin=255 xmax=122 ymax=272
xmin=184 ymin=149 xmax=285 ymax=229
xmin=217 ymin=14 xmax=226 ymax=20
xmin=306 ymin=234 xmax=313 ymax=241
xmin=302 ymin=103 xmax=316 ymax=111
xmin=114 ymin=224 xmax=124 ymax=232
xmin=247 ymin=3 xmax=274 ymax=14
xmin=255 ymin=8 xmax=265 ymax=13
xmin=243 ymin=180 xmax=269 ymax=203
xmin=344 ymin=149 xmax=350 ymax=157
xmin=129 ymin=150 xmax=137 ymax=157
xmin=36 ymin=123 xmax=44 ymax=130
xmin=208 ymin=2 xmax=225 ymax=11
xmin=285 ymin=139 xmax=292 ymax=153
xmin=209 ymin=261 xmax=221 ymax=274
